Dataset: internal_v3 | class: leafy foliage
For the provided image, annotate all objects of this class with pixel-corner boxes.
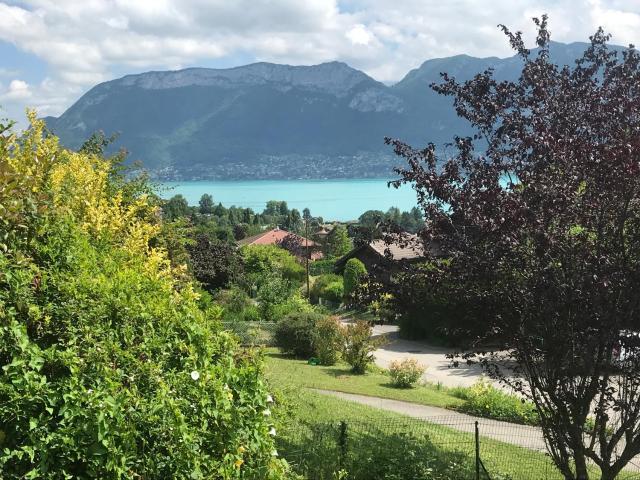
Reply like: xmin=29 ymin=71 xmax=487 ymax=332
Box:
xmin=308 ymin=259 xmax=335 ymax=276
xmin=312 ymin=316 xmax=344 ymax=366
xmin=215 ymin=286 xmax=257 ymax=322
xmin=342 ymin=321 xmax=385 ymax=374
xmin=162 ymin=193 xmax=190 ymax=220
xmin=309 ymin=274 xmax=344 ymax=305
xmin=343 ymin=258 xmax=367 ymax=299
xmin=324 ymin=225 xmax=352 ymax=259
xmin=275 ymin=312 xmax=326 ymax=358
xmin=198 ymin=193 xmax=214 ymax=214
xmin=0 ymin=114 xmax=289 ymax=479
xmin=188 ymin=233 xmax=243 ymax=292
xmin=451 ymin=381 xmax=539 ymax=427
xmin=241 ymin=245 xmax=305 ymax=290
xmin=386 ymin=17 xmax=640 ymax=479
xmin=389 ymin=359 xmax=426 ymax=388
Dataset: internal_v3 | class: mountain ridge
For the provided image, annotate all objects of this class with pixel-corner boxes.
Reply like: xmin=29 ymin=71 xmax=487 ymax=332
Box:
xmin=45 ymin=41 xmax=623 ymax=180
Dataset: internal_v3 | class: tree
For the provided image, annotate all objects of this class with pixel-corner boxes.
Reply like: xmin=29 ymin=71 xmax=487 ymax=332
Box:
xmin=353 ymin=210 xmax=385 ymax=245
xmin=241 ymin=244 xmax=305 ymax=289
xmin=213 ymin=202 xmax=226 ymax=217
xmin=342 ymin=320 xmax=385 ymax=374
xmin=163 ymin=194 xmax=190 ymax=220
xmin=358 ymin=210 xmax=384 ymax=229
xmin=343 ymin=258 xmax=367 ymax=299
xmin=198 ymin=193 xmax=214 ymax=214
xmin=187 ymin=234 xmax=243 ymax=292
xmin=0 ymin=115 xmax=287 ymax=478
xmin=384 ymin=206 xmax=401 ymax=224
xmin=386 ymin=17 xmax=640 ymax=480
xmin=286 ymin=208 xmax=302 ymax=232
xmin=325 ymin=224 xmax=352 ymax=258
xmin=263 ymin=200 xmax=281 ymax=216
xmin=233 ymin=223 xmax=249 ymax=240
xmin=303 ymin=207 xmax=311 ymax=221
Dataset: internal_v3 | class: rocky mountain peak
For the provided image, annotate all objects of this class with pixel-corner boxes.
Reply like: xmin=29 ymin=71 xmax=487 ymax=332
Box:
xmin=112 ymin=60 xmax=374 ymax=97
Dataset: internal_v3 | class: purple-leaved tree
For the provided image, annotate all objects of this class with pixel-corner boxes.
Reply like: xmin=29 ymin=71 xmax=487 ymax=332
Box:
xmin=385 ymin=16 xmax=640 ymax=480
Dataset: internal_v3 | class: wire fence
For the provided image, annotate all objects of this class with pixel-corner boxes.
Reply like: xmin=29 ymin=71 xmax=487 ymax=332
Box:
xmin=276 ymin=415 xmax=640 ymax=480
xmin=224 ymin=324 xmax=640 ymax=479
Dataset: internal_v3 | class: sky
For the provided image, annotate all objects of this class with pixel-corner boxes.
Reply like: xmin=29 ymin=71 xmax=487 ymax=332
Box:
xmin=1 ymin=0 xmax=639 ymax=127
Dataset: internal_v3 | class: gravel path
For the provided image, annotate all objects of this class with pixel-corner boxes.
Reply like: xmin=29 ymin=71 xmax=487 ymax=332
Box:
xmin=369 ymin=325 xmax=488 ymax=388
xmin=312 ymin=388 xmax=548 ymax=452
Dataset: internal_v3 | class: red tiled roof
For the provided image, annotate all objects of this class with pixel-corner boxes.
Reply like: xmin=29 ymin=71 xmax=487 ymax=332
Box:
xmin=237 ymin=228 xmax=319 ymax=248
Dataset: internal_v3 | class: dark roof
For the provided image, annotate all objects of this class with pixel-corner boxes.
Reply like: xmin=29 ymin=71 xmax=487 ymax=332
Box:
xmin=334 ymin=234 xmax=429 ymax=271
xmin=367 ymin=238 xmax=423 ymax=261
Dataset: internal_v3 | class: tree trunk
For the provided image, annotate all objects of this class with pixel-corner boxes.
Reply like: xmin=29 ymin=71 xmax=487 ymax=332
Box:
xmin=574 ymin=450 xmax=589 ymax=480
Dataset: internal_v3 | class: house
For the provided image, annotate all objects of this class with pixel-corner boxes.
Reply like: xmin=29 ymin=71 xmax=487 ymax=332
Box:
xmin=313 ymin=226 xmax=332 ymax=244
xmin=237 ymin=227 xmax=323 ymax=260
xmin=334 ymin=235 xmax=433 ymax=280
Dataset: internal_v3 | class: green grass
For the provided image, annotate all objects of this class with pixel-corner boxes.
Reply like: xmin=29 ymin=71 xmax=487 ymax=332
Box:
xmin=271 ymin=384 xmax=561 ymax=480
xmin=266 ymin=351 xmax=640 ymax=480
xmin=265 ymin=350 xmax=464 ymax=410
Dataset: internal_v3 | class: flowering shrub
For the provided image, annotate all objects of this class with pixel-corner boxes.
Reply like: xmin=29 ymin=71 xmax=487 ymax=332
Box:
xmin=312 ymin=316 xmax=344 ymax=365
xmin=342 ymin=321 xmax=386 ymax=374
xmin=0 ymin=115 xmax=294 ymax=479
xmin=389 ymin=359 xmax=426 ymax=388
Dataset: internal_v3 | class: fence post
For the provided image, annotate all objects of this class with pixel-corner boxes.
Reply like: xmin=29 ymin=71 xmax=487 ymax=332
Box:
xmin=338 ymin=421 xmax=348 ymax=468
xmin=475 ymin=420 xmax=480 ymax=480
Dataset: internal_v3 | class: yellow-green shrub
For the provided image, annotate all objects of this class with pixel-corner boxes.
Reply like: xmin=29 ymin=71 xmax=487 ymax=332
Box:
xmin=0 ymin=115 xmax=292 ymax=479
xmin=342 ymin=321 xmax=386 ymax=374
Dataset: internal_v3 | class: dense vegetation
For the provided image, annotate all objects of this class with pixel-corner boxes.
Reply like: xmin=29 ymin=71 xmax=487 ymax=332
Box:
xmin=0 ymin=115 xmax=292 ymax=479
xmin=266 ymin=354 xmax=564 ymax=480
xmin=385 ymin=17 xmax=640 ymax=480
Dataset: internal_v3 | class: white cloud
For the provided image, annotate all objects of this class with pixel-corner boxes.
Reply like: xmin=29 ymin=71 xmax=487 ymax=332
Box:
xmin=1 ymin=79 xmax=32 ymax=100
xmin=346 ymin=24 xmax=374 ymax=45
xmin=0 ymin=0 xmax=638 ymax=125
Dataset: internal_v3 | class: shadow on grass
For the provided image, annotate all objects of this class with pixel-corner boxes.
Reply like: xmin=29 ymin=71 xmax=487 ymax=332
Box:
xmin=320 ymin=366 xmax=358 ymax=379
xmin=378 ymin=381 xmax=415 ymax=390
xmin=266 ymin=351 xmax=293 ymax=361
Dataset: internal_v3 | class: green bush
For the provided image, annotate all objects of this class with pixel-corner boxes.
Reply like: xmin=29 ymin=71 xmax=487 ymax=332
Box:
xmin=310 ymin=274 xmax=344 ymax=304
xmin=322 ymin=281 xmax=344 ymax=304
xmin=214 ymin=280 xmax=264 ymax=323
xmin=342 ymin=321 xmax=386 ymax=374
xmin=242 ymin=244 xmax=305 ymax=289
xmin=0 ymin=117 xmax=290 ymax=479
xmin=389 ymin=358 xmax=426 ymax=388
xmin=216 ymin=286 xmax=254 ymax=320
xmin=256 ymin=274 xmax=299 ymax=322
xmin=312 ymin=316 xmax=344 ymax=365
xmin=309 ymin=259 xmax=335 ymax=276
xmin=343 ymin=258 xmax=367 ymax=298
xmin=452 ymin=380 xmax=539 ymax=426
xmin=275 ymin=312 xmax=326 ymax=358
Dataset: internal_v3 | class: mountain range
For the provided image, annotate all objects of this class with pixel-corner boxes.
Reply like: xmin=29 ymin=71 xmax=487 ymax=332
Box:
xmin=44 ymin=41 xmax=607 ymax=180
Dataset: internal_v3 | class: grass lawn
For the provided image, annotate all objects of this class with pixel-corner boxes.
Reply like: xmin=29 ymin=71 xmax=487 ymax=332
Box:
xmin=266 ymin=350 xmax=638 ymax=480
xmin=271 ymin=383 xmax=562 ymax=480
xmin=265 ymin=350 xmax=464 ymax=410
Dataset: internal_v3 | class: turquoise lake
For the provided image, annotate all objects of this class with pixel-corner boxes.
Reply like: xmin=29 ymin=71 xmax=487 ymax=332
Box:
xmin=159 ymin=179 xmax=419 ymax=221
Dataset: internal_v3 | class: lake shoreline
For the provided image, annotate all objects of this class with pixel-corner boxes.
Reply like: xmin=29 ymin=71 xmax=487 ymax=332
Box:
xmin=159 ymin=178 xmax=418 ymax=222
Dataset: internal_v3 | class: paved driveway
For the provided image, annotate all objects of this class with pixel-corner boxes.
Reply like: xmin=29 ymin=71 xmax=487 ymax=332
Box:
xmin=371 ymin=324 xmax=488 ymax=388
xmin=313 ymin=388 xmax=548 ymax=452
